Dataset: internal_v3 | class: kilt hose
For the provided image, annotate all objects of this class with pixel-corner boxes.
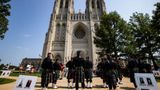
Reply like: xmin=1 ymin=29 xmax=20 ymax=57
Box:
xmin=84 ymin=69 xmax=93 ymax=82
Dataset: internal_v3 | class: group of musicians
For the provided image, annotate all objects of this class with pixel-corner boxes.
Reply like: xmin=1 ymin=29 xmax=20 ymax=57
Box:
xmin=41 ymin=51 xmax=123 ymax=90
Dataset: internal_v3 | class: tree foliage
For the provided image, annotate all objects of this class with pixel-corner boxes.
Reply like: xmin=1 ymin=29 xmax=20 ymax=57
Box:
xmin=94 ymin=3 xmax=160 ymax=70
xmin=129 ymin=12 xmax=159 ymax=69
xmin=94 ymin=11 xmax=129 ymax=58
xmin=151 ymin=2 xmax=160 ymax=69
xmin=152 ymin=2 xmax=160 ymax=50
xmin=0 ymin=0 xmax=11 ymax=39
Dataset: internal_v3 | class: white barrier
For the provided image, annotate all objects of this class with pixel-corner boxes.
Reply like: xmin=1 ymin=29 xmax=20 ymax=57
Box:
xmin=153 ymin=70 xmax=160 ymax=77
xmin=134 ymin=73 xmax=158 ymax=90
xmin=0 ymin=70 xmax=11 ymax=77
xmin=14 ymin=75 xmax=37 ymax=90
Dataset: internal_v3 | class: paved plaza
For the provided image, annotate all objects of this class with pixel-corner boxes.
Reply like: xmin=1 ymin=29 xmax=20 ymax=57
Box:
xmin=0 ymin=76 xmax=160 ymax=90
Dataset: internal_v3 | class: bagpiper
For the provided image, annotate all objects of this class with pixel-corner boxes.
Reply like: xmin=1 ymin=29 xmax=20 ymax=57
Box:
xmin=41 ymin=53 xmax=54 ymax=90
xmin=72 ymin=51 xmax=85 ymax=90
xmin=97 ymin=58 xmax=107 ymax=88
xmin=52 ymin=58 xmax=61 ymax=88
xmin=66 ymin=57 xmax=75 ymax=88
xmin=104 ymin=55 xmax=118 ymax=90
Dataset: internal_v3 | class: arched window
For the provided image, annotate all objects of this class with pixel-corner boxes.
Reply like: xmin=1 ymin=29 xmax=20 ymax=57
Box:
xmin=92 ymin=1 xmax=94 ymax=8
xmin=97 ymin=0 xmax=100 ymax=9
xmin=60 ymin=0 xmax=63 ymax=8
xmin=62 ymin=23 xmax=66 ymax=27
xmin=55 ymin=23 xmax=61 ymax=41
xmin=56 ymin=23 xmax=60 ymax=29
xmin=94 ymin=23 xmax=99 ymax=32
xmin=61 ymin=23 xmax=66 ymax=40
xmin=94 ymin=23 xmax=98 ymax=28
xmin=65 ymin=0 xmax=68 ymax=8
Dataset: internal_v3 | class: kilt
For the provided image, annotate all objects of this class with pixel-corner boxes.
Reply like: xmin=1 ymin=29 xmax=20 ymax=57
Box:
xmin=53 ymin=70 xmax=60 ymax=81
xmin=41 ymin=69 xmax=53 ymax=85
xmin=105 ymin=70 xmax=117 ymax=85
xmin=74 ymin=67 xmax=85 ymax=83
xmin=84 ymin=69 xmax=92 ymax=79
xmin=117 ymin=70 xmax=123 ymax=80
xmin=100 ymin=70 xmax=106 ymax=80
xmin=67 ymin=69 xmax=75 ymax=79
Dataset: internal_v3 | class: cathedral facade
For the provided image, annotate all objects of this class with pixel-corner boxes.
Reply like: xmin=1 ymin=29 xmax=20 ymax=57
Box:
xmin=42 ymin=0 xmax=106 ymax=68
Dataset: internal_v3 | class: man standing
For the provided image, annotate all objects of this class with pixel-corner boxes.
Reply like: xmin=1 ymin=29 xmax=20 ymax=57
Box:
xmin=105 ymin=55 xmax=117 ymax=90
xmin=97 ymin=58 xmax=107 ymax=88
xmin=128 ymin=56 xmax=139 ymax=88
xmin=73 ymin=51 xmax=85 ymax=90
xmin=41 ymin=53 xmax=54 ymax=90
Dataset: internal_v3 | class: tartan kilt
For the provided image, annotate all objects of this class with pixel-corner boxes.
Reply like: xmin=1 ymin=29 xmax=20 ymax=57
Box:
xmin=100 ymin=70 xmax=105 ymax=79
xmin=74 ymin=67 xmax=85 ymax=83
xmin=106 ymin=70 xmax=117 ymax=85
xmin=67 ymin=69 xmax=75 ymax=79
xmin=84 ymin=69 xmax=93 ymax=79
xmin=53 ymin=70 xmax=60 ymax=80
xmin=41 ymin=69 xmax=54 ymax=84
xmin=117 ymin=70 xmax=123 ymax=80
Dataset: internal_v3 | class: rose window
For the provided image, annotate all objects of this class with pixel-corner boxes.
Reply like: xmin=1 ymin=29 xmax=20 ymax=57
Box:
xmin=74 ymin=29 xmax=86 ymax=39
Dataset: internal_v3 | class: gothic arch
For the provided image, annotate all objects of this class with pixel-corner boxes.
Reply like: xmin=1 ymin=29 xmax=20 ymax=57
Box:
xmin=72 ymin=22 xmax=89 ymax=59
xmin=54 ymin=54 xmax=62 ymax=63
xmin=73 ymin=22 xmax=88 ymax=33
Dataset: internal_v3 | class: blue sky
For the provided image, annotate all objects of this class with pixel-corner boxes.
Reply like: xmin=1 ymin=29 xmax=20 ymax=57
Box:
xmin=0 ymin=0 xmax=159 ymax=66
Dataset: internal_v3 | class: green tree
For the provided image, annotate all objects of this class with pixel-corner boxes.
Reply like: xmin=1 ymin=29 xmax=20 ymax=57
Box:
xmin=94 ymin=12 xmax=129 ymax=58
xmin=129 ymin=12 xmax=159 ymax=70
xmin=0 ymin=0 xmax=11 ymax=39
xmin=151 ymin=2 xmax=160 ymax=69
xmin=152 ymin=3 xmax=160 ymax=50
xmin=123 ymin=30 xmax=137 ymax=57
xmin=152 ymin=2 xmax=160 ymax=37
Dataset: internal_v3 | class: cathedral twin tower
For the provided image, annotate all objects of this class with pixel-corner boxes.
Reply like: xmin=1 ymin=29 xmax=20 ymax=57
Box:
xmin=42 ymin=0 xmax=106 ymax=67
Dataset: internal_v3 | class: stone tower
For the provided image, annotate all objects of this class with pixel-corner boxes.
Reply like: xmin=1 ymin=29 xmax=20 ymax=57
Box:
xmin=42 ymin=0 xmax=106 ymax=68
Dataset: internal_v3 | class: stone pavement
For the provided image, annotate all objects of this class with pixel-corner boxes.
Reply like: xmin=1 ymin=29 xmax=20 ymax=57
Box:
xmin=0 ymin=76 xmax=160 ymax=90
xmin=35 ymin=77 xmax=135 ymax=90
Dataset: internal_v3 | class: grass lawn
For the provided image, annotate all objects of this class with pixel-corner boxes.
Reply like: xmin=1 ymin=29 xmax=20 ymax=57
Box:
xmin=0 ymin=78 xmax=16 ymax=85
xmin=10 ymin=71 xmax=41 ymax=77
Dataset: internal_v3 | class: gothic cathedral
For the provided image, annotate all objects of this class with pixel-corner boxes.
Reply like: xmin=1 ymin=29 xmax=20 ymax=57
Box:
xmin=42 ymin=0 xmax=106 ymax=68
